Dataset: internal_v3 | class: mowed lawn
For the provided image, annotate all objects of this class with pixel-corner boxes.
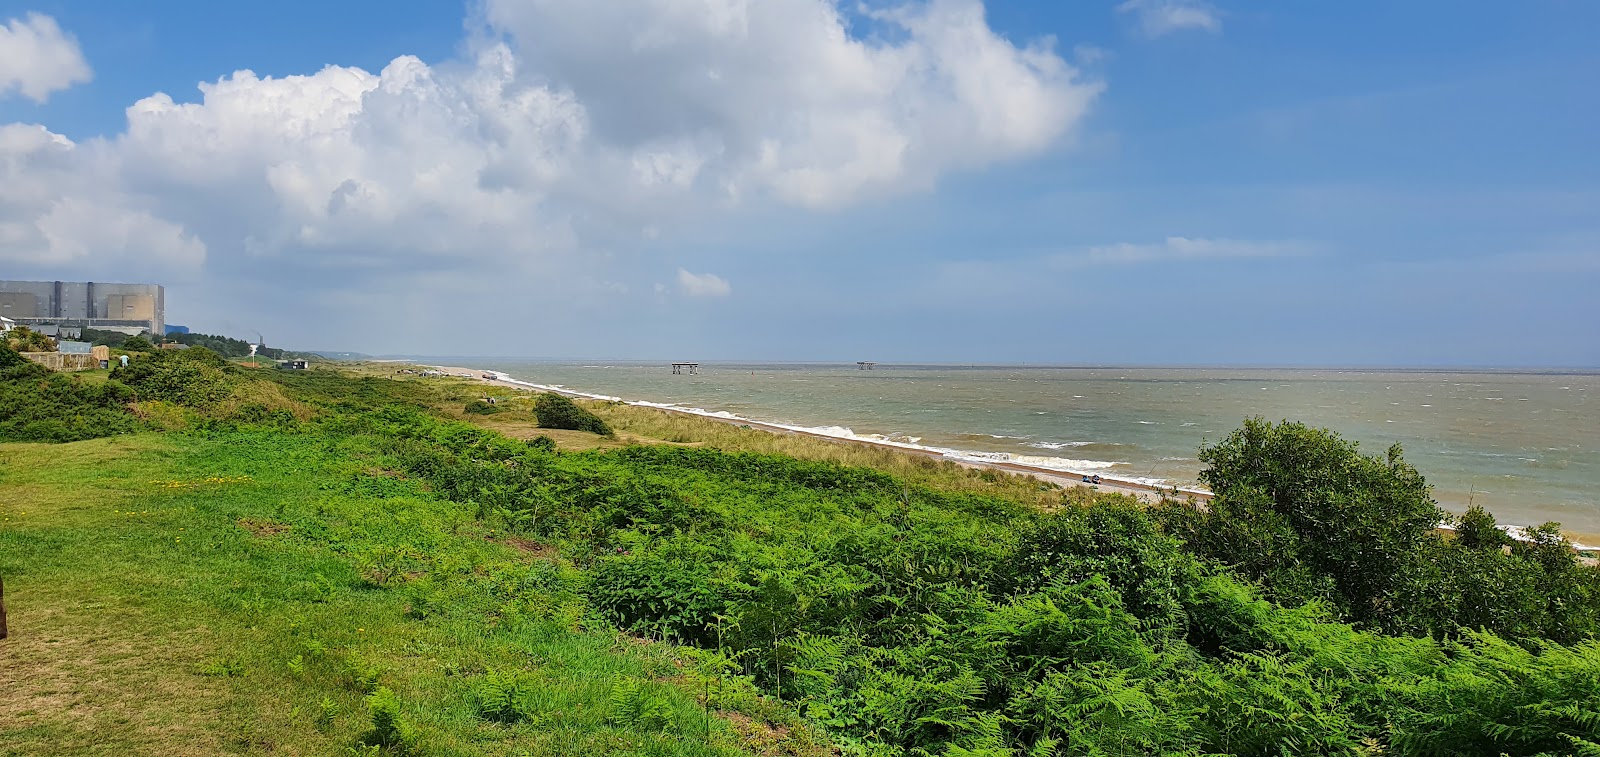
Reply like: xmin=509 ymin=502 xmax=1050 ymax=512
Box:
xmin=0 ymin=432 xmax=818 ymax=756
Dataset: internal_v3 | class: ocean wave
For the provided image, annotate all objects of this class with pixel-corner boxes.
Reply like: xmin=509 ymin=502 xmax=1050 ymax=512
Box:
xmin=1025 ymin=441 xmax=1093 ymax=450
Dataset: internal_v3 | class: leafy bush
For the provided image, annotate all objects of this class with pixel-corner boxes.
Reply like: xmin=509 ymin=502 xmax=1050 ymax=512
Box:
xmin=2 ymin=326 xmax=55 ymax=352
xmin=533 ymin=392 xmax=612 ymax=435
xmin=111 ymin=347 xmax=235 ymax=407
xmin=0 ymin=342 xmax=27 ymax=368
xmin=463 ymin=400 xmax=502 ymax=415
xmin=1156 ymin=418 xmax=1443 ymax=627
xmin=0 ymin=349 xmax=141 ymax=442
xmin=264 ymin=393 xmax=1600 ymax=755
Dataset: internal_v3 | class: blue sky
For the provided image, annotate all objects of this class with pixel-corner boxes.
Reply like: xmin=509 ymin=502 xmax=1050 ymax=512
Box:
xmin=1 ymin=1 xmax=1596 ymax=365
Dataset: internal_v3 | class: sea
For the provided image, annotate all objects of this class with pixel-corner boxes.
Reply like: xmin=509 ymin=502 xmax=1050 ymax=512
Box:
xmin=457 ymin=361 xmax=1599 ymax=537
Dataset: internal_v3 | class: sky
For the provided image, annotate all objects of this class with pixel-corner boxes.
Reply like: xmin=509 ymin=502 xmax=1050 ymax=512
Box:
xmin=0 ymin=0 xmax=1596 ymax=366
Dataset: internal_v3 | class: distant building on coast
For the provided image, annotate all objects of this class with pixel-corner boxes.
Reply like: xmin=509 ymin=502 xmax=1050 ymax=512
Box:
xmin=0 ymin=280 xmax=164 ymax=337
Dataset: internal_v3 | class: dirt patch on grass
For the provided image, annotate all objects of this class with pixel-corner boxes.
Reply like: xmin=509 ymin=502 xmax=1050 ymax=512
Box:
xmin=0 ymin=597 xmax=227 ymax=755
xmin=503 ymin=536 xmax=559 ymax=560
xmin=237 ymin=517 xmax=290 ymax=537
xmin=719 ymin=710 xmax=837 ymax=756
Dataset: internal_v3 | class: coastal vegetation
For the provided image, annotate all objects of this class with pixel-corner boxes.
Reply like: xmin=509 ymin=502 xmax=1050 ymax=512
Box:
xmin=2 ymin=346 xmax=1598 ymax=755
xmin=534 ymin=392 xmax=614 ymax=436
xmin=3 ymin=326 xmax=57 ymax=353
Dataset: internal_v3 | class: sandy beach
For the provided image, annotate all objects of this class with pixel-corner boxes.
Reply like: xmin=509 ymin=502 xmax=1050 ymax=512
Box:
xmin=427 ymin=364 xmax=1207 ymax=505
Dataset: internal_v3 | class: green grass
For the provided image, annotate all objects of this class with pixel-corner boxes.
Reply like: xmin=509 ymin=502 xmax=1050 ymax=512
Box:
xmin=6 ymin=359 xmax=1599 ymax=756
xmin=0 ymin=431 xmax=825 ymax=756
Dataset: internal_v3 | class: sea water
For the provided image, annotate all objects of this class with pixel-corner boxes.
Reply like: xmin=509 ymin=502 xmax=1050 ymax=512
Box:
xmin=460 ymin=362 xmax=1599 ymax=536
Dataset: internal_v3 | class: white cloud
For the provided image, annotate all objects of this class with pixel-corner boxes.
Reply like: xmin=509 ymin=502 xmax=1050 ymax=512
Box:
xmin=924 ymin=236 xmax=1306 ymax=300
xmin=0 ymin=13 xmax=91 ymax=102
xmin=0 ymin=1 xmax=1097 ymax=349
xmin=484 ymin=0 xmax=1101 ymax=208
xmin=1116 ymin=0 xmax=1222 ymax=38
xmin=1078 ymin=236 xmax=1306 ymax=264
xmin=0 ymin=124 xmax=204 ymax=269
xmin=676 ymin=268 xmax=731 ymax=297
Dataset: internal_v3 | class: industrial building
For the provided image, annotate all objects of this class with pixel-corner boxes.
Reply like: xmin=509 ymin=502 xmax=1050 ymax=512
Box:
xmin=0 ymin=280 xmax=164 ymax=337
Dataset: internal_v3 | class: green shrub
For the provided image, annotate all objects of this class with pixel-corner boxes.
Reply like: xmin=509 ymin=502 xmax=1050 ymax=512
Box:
xmin=355 ymin=399 xmax=1600 ymax=755
xmin=2 ymin=326 xmax=55 ymax=352
xmin=527 ymin=435 xmax=557 ymax=452
xmin=0 ymin=342 xmax=37 ymax=370
xmin=1157 ymin=417 xmax=1442 ymax=627
xmin=533 ymin=393 xmax=612 ymax=435
xmin=463 ymin=400 xmax=502 ymax=415
xmin=0 ymin=356 xmax=141 ymax=442
xmin=111 ymin=348 xmax=234 ymax=407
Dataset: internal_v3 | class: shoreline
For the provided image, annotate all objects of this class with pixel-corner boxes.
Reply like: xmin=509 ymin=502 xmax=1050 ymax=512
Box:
xmin=424 ymin=363 xmax=1600 ymax=553
xmin=426 ymin=364 xmax=1204 ymax=505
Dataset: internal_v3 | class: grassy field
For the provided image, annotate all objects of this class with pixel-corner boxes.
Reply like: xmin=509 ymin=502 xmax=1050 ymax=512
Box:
xmin=5 ymin=358 xmax=1599 ymax=756
xmin=0 ymin=428 xmax=825 ymax=756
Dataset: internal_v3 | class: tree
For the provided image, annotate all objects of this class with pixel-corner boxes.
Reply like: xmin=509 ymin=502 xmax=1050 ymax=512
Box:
xmin=3 ymin=327 xmax=55 ymax=353
xmin=1157 ymin=417 xmax=1443 ymax=627
xmin=120 ymin=335 xmax=154 ymax=352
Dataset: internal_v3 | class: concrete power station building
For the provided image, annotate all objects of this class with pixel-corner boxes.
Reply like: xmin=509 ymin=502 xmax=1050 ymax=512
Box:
xmin=0 ymin=280 xmax=165 ymax=337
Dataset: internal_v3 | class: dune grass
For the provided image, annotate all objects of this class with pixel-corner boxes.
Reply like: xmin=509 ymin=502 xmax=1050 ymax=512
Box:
xmin=583 ymin=401 xmax=1091 ymax=510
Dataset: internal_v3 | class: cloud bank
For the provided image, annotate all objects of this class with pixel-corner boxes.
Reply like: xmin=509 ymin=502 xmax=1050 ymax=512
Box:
xmin=0 ymin=13 xmax=91 ymax=102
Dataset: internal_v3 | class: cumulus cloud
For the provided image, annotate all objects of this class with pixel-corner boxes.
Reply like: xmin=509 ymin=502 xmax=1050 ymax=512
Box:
xmin=676 ymin=268 xmax=731 ymax=297
xmin=0 ymin=13 xmax=91 ymax=102
xmin=0 ymin=2 xmax=1098 ymax=348
xmin=483 ymin=0 xmax=1100 ymax=208
xmin=0 ymin=124 xmax=204 ymax=269
xmin=1116 ymin=0 xmax=1221 ymax=38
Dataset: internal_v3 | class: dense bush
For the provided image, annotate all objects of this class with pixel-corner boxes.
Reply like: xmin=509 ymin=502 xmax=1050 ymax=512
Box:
xmin=377 ymin=409 xmax=1600 ymax=756
xmin=120 ymin=335 xmax=154 ymax=352
xmin=2 ymin=326 xmax=55 ymax=352
xmin=533 ymin=392 xmax=612 ymax=435
xmin=0 ymin=342 xmax=34 ymax=371
xmin=0 ymin=344 xmax=140 ymax=442
xmin=111 ymin=347 xmax=235 ymax=407
xmin=1155 ymin=418 xmax=1600 ymax=641
xmin=463 ymin=400 xmax=502 ymax=415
